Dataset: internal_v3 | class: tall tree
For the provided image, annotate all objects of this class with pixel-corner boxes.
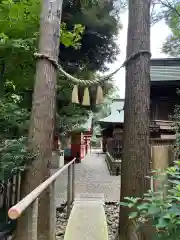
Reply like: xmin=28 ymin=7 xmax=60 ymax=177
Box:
xmin=119 ymin=0 xmax=151 ymax=239
xmin=0 ymin=0 xmax=86 ymax=186
xmin=15 ymin=0 xmax=62 ymax=239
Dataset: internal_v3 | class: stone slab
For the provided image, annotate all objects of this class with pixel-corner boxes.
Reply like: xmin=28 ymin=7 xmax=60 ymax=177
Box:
xmin=64 ymin=193 xmax=108 ymax=240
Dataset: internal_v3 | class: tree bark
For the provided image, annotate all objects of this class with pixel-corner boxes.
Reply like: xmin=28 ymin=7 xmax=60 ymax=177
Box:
xmin=119 ymin=0 xmax=151 ymax=239
xmin=15 ymin=1 xmax=62 ymax=240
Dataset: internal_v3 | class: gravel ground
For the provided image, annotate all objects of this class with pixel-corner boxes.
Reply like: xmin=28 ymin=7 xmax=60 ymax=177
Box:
xmin=56 ymin=202 xmax=119 ymax=240
xmin=54 ymin=150 xmax=120 ymax=239
xmin=52 ymin=150 xmax=120 ymax=206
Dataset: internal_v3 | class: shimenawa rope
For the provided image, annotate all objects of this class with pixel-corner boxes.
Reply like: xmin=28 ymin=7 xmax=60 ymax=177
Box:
xmin=34 ymin=50 xmax=151 ymax=86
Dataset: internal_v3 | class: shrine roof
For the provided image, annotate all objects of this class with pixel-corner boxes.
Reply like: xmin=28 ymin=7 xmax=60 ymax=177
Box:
xmin=99 ymin=58 xmax=180 ymax=125
xmin=70 ymin=115 xmax=92 ymax=133
xmin=73 ymin=116 xmax=92 ymax=132
xmin=98 ymin=99 xmax=124 ymax=124
xmin=81 ymin=116 xmax=92 ymax=130
xmin=150 ymin=58 xmax=180 ymax=82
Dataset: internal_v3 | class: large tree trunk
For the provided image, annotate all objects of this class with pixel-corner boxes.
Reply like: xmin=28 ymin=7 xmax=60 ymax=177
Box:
xmin=15 ymin=1 xmax=62 ymax=240
xmin=119 ymin=0 xmax=151 ymax=239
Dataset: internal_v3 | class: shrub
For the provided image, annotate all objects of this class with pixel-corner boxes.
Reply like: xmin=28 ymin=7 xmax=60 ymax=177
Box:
xmin=0 ymin=137 xmax=33 ymax=183
xmin=120 ymin=162 xmax=180 ymax=239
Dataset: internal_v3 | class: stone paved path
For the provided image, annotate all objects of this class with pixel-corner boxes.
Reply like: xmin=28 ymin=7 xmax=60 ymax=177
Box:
xmin=53 ymin=150 xmax=120 ymax=206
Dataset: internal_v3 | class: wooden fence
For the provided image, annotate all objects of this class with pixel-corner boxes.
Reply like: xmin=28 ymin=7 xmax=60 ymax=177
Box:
xmin=0 ymin=173 xmax=21 ymax=238
xmin=7 ymin=158 xmax=76 ymax=240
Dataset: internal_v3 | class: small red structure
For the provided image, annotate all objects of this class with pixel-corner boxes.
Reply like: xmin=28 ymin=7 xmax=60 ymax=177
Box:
xmin=63 ymin=117 xmax=93 ymax=162
xmin=71 ymin=132 xmax=85 ymax=160
xmin=71 ymin=117 xmax=92 ymax=161
xmin=83 ymin=132 xmax=92 ymax=154
xmin=53 ymin=128 xmax=61 ymax=151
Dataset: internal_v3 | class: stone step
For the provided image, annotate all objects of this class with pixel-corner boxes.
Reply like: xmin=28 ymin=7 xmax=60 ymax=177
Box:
xmin=64 ymin=193 xmax=108 ymax=240
xmin=74 ymin=193 xmax=105 ymax=205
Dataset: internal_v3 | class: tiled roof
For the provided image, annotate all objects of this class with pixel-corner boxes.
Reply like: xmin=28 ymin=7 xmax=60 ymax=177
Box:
xmin=99 ymin=58 xmax=180 ymax=124
xmin=99 ymin=110 xmax=124 ymax=124
xmin=151 ymin=66 xmax=180 ymax=81
xmin=98 ymin=99 xmax=124 ymax=124
xmin=81 ymin=116 xmax=92 ymax=130
xmin=150 ymin=58 xmax=180 ymax=82
xmin=72 ymin=116 xmax=92 ymax=132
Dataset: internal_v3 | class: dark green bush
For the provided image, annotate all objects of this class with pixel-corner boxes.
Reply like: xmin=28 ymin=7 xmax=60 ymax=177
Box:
xmin=0 ymin=137 xmax=33 ymax=183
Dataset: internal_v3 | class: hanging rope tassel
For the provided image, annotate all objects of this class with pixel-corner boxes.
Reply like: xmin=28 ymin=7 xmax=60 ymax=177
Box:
xmin=96 ymin=85 xmax=104 ymax=104
xmin=72 ymin=85 xmax=79 ymax=104
xmin=82 ymin=87 xmax=90 ymax=106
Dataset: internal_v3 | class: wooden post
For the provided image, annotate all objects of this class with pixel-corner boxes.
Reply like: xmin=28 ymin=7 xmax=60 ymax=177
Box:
xmin=152 ymin=145 xmax=169 ymax=192
xmin=15 ymin=173 xmax=21 ymax=203
xmin=9 ymin=178 xmax=13 ymax=207
xmin=67 ymin=165 xmax=72 ymax=217
xmin=72 ymin=161 xmax=75 ymax=203
xmin=49 ymin=181 xmax=56 ymax=240
xmin=27 ymin=198 xmax=38 ymax=240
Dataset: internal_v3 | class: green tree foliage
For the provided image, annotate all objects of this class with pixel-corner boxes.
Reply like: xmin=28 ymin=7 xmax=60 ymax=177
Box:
xmin=0 ymin=99 xmax=29 ymax=182
xmin=154 ymin=0 xmax=180 ymax=56
xmin=0 ymin=0 xmax=85 ymax=94
xmin=0 ymin=0 xmax=85 ymax=182
xmin=0 ymin=88 xmax=28 ymax=142
xmin=61 ymin=0 xmax=121 ymax=72
xmin=0 ymin=0 xmax=121 ymax=130
xmin=0 ymin=138 xmax=33 ymax=183
xmin=162 ymin=3 xmax=180 ymax=56
xmin=0 ymin=0 xmax=88 ymax=130
xmin=120 ymin=161 xmax=180 ymax=240
xmin=0 ymin=0 xmax=121 ymax=181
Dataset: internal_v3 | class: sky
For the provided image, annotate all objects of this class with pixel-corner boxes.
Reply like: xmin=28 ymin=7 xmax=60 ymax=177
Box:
xmin=108 ymin=10 xmax=172 ymax=98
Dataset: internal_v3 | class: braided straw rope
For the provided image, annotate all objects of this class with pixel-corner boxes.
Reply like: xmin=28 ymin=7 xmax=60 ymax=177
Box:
xmin=34 ymin=50 xmax=151 ymax=86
